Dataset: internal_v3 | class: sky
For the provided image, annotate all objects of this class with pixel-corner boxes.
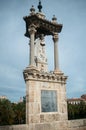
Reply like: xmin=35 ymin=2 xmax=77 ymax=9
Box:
xmin=0 ymin=0 xmax=86 ymax=102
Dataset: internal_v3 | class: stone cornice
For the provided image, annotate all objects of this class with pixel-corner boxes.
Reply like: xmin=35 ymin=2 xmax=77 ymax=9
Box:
xmin=23 ymin=68 xmax=67 ymax=84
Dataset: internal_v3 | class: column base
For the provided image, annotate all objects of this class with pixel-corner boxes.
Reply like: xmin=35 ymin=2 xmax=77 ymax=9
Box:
xmin=24 ymin=65 xmax=39 ymax=73
xmin=54 ymin=69 xmax=63 ymax=75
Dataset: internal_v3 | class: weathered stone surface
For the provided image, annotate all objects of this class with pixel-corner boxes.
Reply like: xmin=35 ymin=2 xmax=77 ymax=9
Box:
xmin=83 ymin=119 xmax=86 ymax=125
xmin=29 ymin=115 xmax=40 ymax=123
xmin=0 ymin=124 xmax=28 ymax=130
xmin=25 ymin=70 xmax=68 ymax=125
xmin=40 ymin=114 xmax=44 ymax=122
xmin=0 ymin=119 xmax=86 ymax=130
xmin=35 ymin=124 xmax=44 ymax=130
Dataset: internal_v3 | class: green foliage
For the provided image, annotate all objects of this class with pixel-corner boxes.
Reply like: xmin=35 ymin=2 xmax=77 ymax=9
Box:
xmin=0 ymin=99 xmax=14 ymax=125
xmin=67 ymin=101 xmax=86 ymax=120
xmin=12 ymin=101 xmax=26 ymax=124
xmin=0 ymin=96 xmax=26 ymax=126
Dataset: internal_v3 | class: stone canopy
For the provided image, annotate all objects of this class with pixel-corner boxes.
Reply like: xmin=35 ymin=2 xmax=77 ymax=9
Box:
xmin=23 ymin=14 xmax=62 ymax=39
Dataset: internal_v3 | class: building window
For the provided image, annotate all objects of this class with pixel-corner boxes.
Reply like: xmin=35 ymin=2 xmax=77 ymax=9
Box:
xmin=41 ymin=90 xmax=57 ymax=112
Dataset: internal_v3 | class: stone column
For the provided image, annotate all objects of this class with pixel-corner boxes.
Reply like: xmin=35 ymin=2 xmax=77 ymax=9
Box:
xmin=53 ymin=33 xmax=59 ymax=71
xmin=28 ymin=24 xmax=36 ymax=66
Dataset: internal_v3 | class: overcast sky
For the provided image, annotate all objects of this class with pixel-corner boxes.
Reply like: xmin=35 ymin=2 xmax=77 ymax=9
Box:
xmin=0 ymin=0 xmax=86 ymax=102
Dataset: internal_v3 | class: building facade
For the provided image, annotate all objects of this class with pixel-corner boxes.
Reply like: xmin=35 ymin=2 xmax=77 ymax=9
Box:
xmin=67 ymin=94 xmax=86 ymax=104
xmin=0 ymin=95 xmax=7 ymax=100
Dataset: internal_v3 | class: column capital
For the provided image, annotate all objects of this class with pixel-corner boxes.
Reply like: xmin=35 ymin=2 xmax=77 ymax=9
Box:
xmin=53 ymin=32 xmax=59 ymax=43
xmin=28 ymin=24 xmax=37 ymax=34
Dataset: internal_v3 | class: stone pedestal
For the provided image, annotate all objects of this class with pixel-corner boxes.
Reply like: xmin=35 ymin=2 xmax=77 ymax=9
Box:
xmin=23 ymin=68 xmax=68 ymax=130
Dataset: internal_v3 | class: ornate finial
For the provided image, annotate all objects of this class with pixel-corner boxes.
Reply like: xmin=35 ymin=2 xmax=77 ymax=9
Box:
xmin=52 ymin=15 xmax=57 ymax=23
xmin=38 ymin=0 xmax=42 ymax=12
xmin=30 ymin=5 xmax=35 ymax=15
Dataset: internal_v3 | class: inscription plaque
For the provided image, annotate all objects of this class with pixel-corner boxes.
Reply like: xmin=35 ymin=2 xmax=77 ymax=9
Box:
xmin=41 ymin=90 xmax=57 ymax=112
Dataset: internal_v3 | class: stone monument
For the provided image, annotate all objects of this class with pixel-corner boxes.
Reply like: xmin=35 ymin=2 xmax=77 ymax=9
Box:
xmin=23 ymin=1 xmax=68 ymax=130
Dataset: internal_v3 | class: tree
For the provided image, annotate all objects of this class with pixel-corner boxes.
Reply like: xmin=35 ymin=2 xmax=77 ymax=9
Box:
xmin=12 ymin=97 xmax=26 ymax=124
xmin=0 ymin=99 xmax=14 ymax=125
xmin=0 ymin=97 xmax=26 ymax=125
xmin=67 ymin=101 xmax=86 ymax=120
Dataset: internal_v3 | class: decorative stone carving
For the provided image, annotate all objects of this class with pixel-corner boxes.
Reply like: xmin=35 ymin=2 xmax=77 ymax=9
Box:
xmin=23 ymin=69 xmax=67 ymax=84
